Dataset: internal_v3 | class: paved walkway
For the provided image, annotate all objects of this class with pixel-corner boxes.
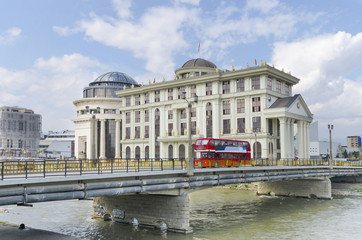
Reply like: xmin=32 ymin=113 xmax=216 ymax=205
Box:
xmin=0 ymin=223 xmax=80 ymax=240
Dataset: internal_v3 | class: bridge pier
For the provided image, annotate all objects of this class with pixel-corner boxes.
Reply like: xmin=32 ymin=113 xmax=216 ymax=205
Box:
xmin=257 ymin=177 xmax=332 ymax=199
xmin=93 ymin=192 xmax=192 ymax=233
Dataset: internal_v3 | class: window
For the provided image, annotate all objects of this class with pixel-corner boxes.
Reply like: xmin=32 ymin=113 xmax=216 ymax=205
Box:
xmin=223 ymin=119 xmax=231 ymax=134
xmin=126 ymin=112 xmax=131 ymax=124
xmin=155 ymin=109 xmax=160 ymax=137
xmin=125 ymin=127 xmax=131 ymax=139
xmin=253 ymin=117 xmax=261 ymax=132
xmin=168 ymin=88 xmax=173 ymax=100
xmin=237 ymin=99 xmax=245 ymax=113
xmin=144 ymin=126 xmax=149 ymax=138
xmin=237 ymin=118 xmax=245 ymax=133
xmin=285 ymin=83 xmax=290 ymax=95
xmin=191 ymin=121 xmax=196 ymax=135
xmin=223 ymin=100 xmax=230 ymax=115
xmin=252 ymin=97 xmax=261 ymax=112
xmin=236 ymin=78 xmax=244 ymax=92
xmin=135 ymin=94 xmax=140 ymax=105
xmin=222 ymin=81 xmax=230 ymax=94
xmin=168 ymin=123 xmax=173 ymax=136
xmin=178 ymin=87 xmax=185 ymax=99
xmin=206 ymin=102 xmax=213 ymax=138
xmin=181 ymin=123 xmax=187 ymax=135
xmin=181 ymin=109 xmax=186 ymax=119
xmin=144 ymin=93 xmax=149 ymax=104
xmin=276 ymin=81 xmax=281 ymax=93
xmin=135 ymin=126 xmax=140 ymax=139
xmin=155 ymin=90 xmax=160 ymax=102
xmin=206 ymin=82 xmax=212 ymax=95
xmin=251 ymin=76 xmax=260 ymax=90
xmin=191 ymin=85 xmax=196 ymax=97
xmin=267 ymin=76 xmax=272 ymax=90
xmin=191 ymin=107 xmax=196 ymax=118
xmin=144 ymin=110 xmax=149 ymax=122
xmin=126 ymin=96 xmax=131 ymax=106
xmin=168 ymin=110 xmax=173 ymax=119
xmin=135 ymin=111 xmax=140 ymax=123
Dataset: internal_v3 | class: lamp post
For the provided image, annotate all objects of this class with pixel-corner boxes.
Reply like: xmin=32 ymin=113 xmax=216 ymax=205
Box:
xmin=182 ymin=91 xmax=198 ymax=176
xmin=328 ymin=124 xmax=333 ymax=168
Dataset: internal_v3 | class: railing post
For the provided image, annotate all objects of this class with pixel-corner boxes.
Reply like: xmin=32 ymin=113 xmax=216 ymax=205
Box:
xmin=137 ymin=158 xmax=140 ymax=172
xmin=126 ymin=158 xmax=129 ymax=173
xmin=1 ymin=162 xmax=4 ymax=180
xmin=97 ymin=158 xmax=100 ymax=174
xmin=65 ymin=160 xmax=67 ymax=176
xmin=25 ymin=161 xmax=28 ymax=179
xmin=161 ymin=159 xmax=163 ymax=171
xmin=43 ymin=160 xmax=46 ymax=178
xmin=181 ymin=158 xmax=183 ymax=169
xmin=111 ymin=159 xmax=113 ymax=174
xmin=172 ymin=158 xmax=175 ymax=170
xmin=151 ymin=159 xmax=153 ymax=171
xmin=80 ymin=159 xmax=82 ymax=176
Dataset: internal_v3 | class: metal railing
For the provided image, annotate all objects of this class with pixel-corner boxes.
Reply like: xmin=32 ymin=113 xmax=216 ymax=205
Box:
xmin=0 ymin=158 xmax=186 ymax=180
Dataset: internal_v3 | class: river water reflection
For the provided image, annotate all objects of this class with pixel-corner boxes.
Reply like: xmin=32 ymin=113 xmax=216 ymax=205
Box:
xmin=1 ymin=187 xmax=362 ymax=239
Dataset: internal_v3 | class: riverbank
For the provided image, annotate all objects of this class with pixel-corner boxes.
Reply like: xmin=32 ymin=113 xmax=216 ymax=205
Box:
xmin=0 ymin=222 xmax=80 ymax=240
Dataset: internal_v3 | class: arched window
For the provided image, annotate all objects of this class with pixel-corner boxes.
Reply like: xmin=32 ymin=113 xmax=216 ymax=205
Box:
xmin=135 ymin=146 xmax=140 ymax=159
xmin=179 ymin=144 xmax=185 ymax=160
xmin=206 ymin=102 xmax=213 ymax=138
xmin=126 ymin=147 xmax=131 ymax=159
xmin=168 ymin=145 xmax=173 ymax=159
xmin=253 ymin=142 xmax=262 ymax=159
xmin=145 ymin=146 xmax=149 ymax=159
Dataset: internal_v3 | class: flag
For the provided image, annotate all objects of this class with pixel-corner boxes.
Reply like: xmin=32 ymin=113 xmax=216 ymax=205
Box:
xmin=198 ymin=41 xmax=200 ymax=54
xmin=255 ymin=59 xmax=257 ymax=65
xmin=153 ymin=78 xmax=156 ymax=83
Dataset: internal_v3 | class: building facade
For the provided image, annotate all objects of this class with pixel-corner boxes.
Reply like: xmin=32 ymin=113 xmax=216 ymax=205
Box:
xmin=0 ymin=106 xmax=42 ymax=158
xmin=347 ymin=136 xmax=361 ymax=148
xmin=74 ymin=58 xmax=313 ymax=161
xmin=39 ymin=130 xmax=75 ymax=158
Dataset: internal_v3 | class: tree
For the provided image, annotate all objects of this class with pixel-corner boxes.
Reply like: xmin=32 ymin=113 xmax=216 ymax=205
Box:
xmin=342 ymin=150 xmax=348 ymax=158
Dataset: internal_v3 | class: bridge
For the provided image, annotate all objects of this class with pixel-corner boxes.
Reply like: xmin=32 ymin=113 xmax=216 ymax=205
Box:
xmin=1 ymin=158 xmax=362 ymax=233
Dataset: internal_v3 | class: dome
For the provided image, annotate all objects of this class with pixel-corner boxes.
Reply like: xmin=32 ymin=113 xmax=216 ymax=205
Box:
xmin=93 ymin=72 xmax=139 ymax=86
xmin=181 ymin=58 xmax=217 ymax=69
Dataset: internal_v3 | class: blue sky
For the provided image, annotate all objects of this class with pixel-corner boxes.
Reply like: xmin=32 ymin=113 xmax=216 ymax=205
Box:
xmin=1 ymin=0 xmax=362 ymax=144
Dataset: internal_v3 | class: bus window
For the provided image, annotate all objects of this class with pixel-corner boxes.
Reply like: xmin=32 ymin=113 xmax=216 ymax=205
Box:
xmin=209 ymin=140 xmax=215 ymax=146
xmin=209 ymin=152 xmax=215 ymax=158
xmin=243 ymin=142 xmax=250 ymax=148
xmin=215 ymin=153 xmax=220 ymax=159
xmin=238 ymin=142 xmax=243 ymax=147
xmin=201 ymin=152 xmax=208 ymax=159
xmin=233 ymin=141 xmax=238 ymax=146
xmin=201 ymin=139 xmax=209 ymax=145
xmin=215 ymin=140 xmax=221 ymax=146
xmin=196 ymin=140 xmax=201 ymax=145
xmin=222 ymin=141 xmax=228 ymax=146
xmin=227 ymin=141 xmax=233 ymax=146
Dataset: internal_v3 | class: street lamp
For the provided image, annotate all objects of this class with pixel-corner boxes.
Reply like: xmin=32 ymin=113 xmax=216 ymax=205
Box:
xmin=182 ymin=91 xmax=198 ymax=176
xmin=328 ymin=124 xmax=333 ymax=168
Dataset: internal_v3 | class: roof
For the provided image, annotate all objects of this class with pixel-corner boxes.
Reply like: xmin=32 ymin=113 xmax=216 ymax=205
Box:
xmin=269 ymin=94 xmax=300 ymax=108
xmin=181 ymin=58 xmax=217 ymax=68
xmin=92 ymin=72 xmax=139 ymax=86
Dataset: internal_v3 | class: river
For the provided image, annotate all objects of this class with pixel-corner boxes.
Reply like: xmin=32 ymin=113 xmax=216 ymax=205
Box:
xmin=1 ymin=187 xmax=362 ymax=240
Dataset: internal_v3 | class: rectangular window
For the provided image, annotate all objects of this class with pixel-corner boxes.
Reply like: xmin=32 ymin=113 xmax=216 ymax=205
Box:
xmin=168 ymin=123 xmax=173 ymax=136
xmin=252 ymin=97 xmax=261 ymax=112
xmin=144 ymin=110 xmax=149 ymax=122
xmin=154 ymin=90 xmax=160 ymax=102
xmin=135 ymin=111 xmax=140 ymax=123
xmin=206 ymin=82 xmax=212 ymax=95
xmin=237 ymin=99 xmax=245 ymax=113
xmin=144 ymin=93 xmax=149 ymax=104
xmin=191 ymin=107 xmax=196 ymax=118
xmin=135 ymin=126 xmax=140 ymax=139
xmin=126 ymin=96 xmax=131 ymax=106
xmin=178 ymin=87 xmax=185 ymax=99
xmin=181 ymin=122 xmax=187 ymax=135
xmin=168 ymin=88 xmax=173 ymax=100
xmin=223 ymin=119 xmax=231 ymax=134
xmin=181 ymin=109 xmax=186 ymax=119
xmin=236 ymin=78 xmax=245 ymax=92
xmin=251 ymin=76 xmax=260 ymax=90
xmin=237 ymin=118 xmax=245 ymax=133
xmin=126 ymin=112 xmax=131 ymax=124
xmin=191 ymin=121 xmax=196 ymax=135
xmin=253 ymin=117 xmax=261 ymax=132
xmin=223 ymin=100 xmax=230 ymax=115
xmin=222 ymin=81 xmax=230 ymax=94
xmin=267 ymin=76 xmax=272 ymax=90
xmin=191 ymin=85 xmax=196 ymax=97
xmin=276 ymin=81 xmax=281 ymax=93
xmin=144 ymin=126 xmax=149 ymax=138
xmin=135 ymin=94 xmax=140 ymax=105
xmin=168 ymin=110 xmax=173 ymax=119
xmin=125 ymin=127 xmax=131 ymax=139
xmin=285 ymin=83 xmax=290 ymax=95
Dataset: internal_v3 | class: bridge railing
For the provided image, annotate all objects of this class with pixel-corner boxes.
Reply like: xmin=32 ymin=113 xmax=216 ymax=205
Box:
xmin=0 ymin=158 xmax=187 ymax=180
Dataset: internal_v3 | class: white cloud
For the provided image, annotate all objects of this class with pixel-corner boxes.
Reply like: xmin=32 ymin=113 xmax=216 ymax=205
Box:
xmin=174 ymin=0 xmax=200 ymax=6
xmin=53 ymin=26 xmax=79 ymax=36
xmin=112 ymin=0 xmax=133 ymax=19
xmin=271 ymin=31 xmax=362 ymax=138
xmin=0 ymin=27 xmax=22 ymax=45
xmin=0 ymin=54 xmax=107 ymax=131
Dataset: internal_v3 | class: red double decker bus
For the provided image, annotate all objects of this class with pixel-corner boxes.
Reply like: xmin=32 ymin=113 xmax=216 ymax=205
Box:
xmin=194 ymin=138 xmax=251 ymax=168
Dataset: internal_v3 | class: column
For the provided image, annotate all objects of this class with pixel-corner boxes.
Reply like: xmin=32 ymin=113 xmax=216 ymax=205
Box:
xmin=306 ymin=122 xmax=310 ymax=159
xmin=303 ymin=122 xmax=308 ymax=160
xmin=290 ymin=120 xmax=295 ymax=159
xmin=285 ymin=118 xmax=291 ymax=159
xmin=100 ymin=119 xmax=106 ymax=159
xmin=213 ymin=100 xmax=220 ymax=138
xmin=115 ymin=119 xmax=121 ymax=159
xmin=297 ymin=121 xmax=304 ymax=159
xmin=279 ymin=117 xmax=287 ymax=160
xmin=89 ymin=118 xmax=95 ymax=159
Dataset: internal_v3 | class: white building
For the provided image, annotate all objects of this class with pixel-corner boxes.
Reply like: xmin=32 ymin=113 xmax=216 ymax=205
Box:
xmin=73 ymin=58 xmax=314 ymax=161
xmin=0 ymin=106 xmax=42 ymax=158
xmin=39 ymin=130 xmax=75 ymax=158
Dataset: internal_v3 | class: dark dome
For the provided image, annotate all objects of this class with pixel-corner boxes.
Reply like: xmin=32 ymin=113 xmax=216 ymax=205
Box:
xmin=93 ymin=72 xmax=139 ymax=85
xmin=182 ymin=58 xmax=217 ymax=68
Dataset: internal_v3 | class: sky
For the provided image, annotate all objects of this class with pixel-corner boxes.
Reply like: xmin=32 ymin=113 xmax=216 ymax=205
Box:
xmin=0 ymin=0 xmax=362 ymax=144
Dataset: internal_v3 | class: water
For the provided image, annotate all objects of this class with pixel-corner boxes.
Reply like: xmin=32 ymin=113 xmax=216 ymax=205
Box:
xmin=1 ymin=187 xmax=362 ymax=240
